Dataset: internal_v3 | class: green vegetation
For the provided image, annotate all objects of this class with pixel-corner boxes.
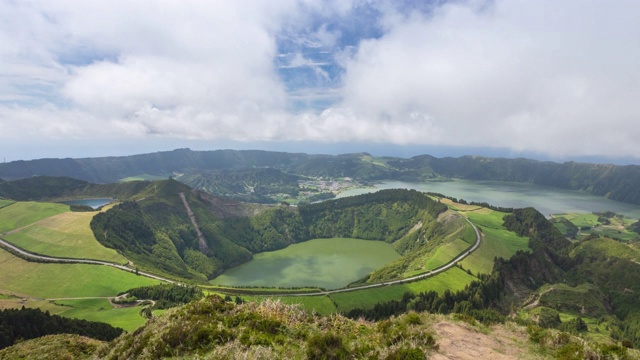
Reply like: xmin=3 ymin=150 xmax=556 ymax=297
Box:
xmin=0 ymin=200 xmax=13 ymax=209
xmin=461 ymin=209 xmax=530 ymax=275
xmin=554 ymin=212 xmax=640 ymax=242
xmin=0 ymin=201 xmax=69 ymax=234
xmin=0 ymin=250 xmax=160 ymax=299
xmin=178 ymin=168 xmax=301 ymax=204
xmin=570 ymin=237 xmax=640 ymax=262
xmin=211 ymin=238 xmax=400 ymax=289
xmin=96 ymin=296 xmax=439 ymax=359
xmin=239 ymin=295 xmax=337 ymax=316
xmin=534 ymin=283 xmax=608 ymax=318
xmin=4 ymin=148 xmax=640 ymax=205
xmin=0 ymin=334 xmax=104 ymax=360
xmin=124 ymin=284 xmax=203 ymax=309
xmin=91 ymin=186 xmax=447 ymax=282
xmin=50 ymin=298 xmax=148 ymax=332
xmin=0 ymin=307 xmax=122 ymax=350
xmin=3 ymin=210 xmax=126 ymax=263
xmin=330 ymin=267 xmax=476 ymax=313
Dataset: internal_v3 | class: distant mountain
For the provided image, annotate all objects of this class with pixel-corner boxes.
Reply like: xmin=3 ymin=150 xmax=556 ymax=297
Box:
xmin=1 ymin=148 xmax=640 ymax=204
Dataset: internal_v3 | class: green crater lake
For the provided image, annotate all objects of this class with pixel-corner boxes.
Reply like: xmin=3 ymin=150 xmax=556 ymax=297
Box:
xmin=210 ymin=238 xmax=400 ymax=289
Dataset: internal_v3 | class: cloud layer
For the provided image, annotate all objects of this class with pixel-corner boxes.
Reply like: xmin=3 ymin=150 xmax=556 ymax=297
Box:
xmin=1 ymin=0 xmax=639 ymax=160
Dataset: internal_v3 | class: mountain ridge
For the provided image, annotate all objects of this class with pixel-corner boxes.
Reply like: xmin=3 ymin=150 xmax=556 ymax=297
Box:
xmin=2 ymin=148 xmax=639 ymax=205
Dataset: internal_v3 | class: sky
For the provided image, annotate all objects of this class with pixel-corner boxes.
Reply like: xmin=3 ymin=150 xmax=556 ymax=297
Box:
xmin=1 ymin=0 xmax=640 ymax=163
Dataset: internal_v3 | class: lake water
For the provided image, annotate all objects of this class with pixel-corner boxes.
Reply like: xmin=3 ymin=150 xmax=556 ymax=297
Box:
xmin=61 ymin=198 xmax=113 ymax=209
xmin=210 ymin=238 xmax=400 ymax=289
xmin=337 ymin=180 xmax=640 ymax=219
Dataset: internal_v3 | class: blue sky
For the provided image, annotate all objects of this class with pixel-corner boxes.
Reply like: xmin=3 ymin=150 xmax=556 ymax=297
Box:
xmin=1 ymin=0 xmax=640 ymax=163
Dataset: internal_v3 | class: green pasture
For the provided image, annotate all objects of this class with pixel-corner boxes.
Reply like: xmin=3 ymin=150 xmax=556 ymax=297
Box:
xmin=4 ymin=211 xmax=126 ymax=263
xmin=570 ymin=237 xmax=640 ymax=262
xmin=51 ymin=298 xmax=148 ymax=332
xmin=0 ymin=201 xmax=69 ymax=234
xmin=329 ymin=267 xmax=476 ymax=312
xmin=556 ymin=213 xmax=640 ymax=241
xmin=557 ymin=213 xmax=599 ymax=228
xmin=239 ymin=295 xmax=337 ymax=316
xmin=211 ymin=238 xmax=400 ymax=289
xmin=460 ymin=210 xmax=530 ymax=275
xmin=591 ymin=227 xmax=639 ymax=242
xmin=0 ymin=200 xmax=15 ymax=209
xmin=0 ymin=250 xmax=161 ymax=298
xmin=423 ymin=238 xmax=471 ymax=270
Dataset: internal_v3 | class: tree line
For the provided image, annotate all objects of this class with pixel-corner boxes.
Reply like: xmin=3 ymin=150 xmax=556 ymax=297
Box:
xmin=0 ymin=307 xmax=123 ymax=350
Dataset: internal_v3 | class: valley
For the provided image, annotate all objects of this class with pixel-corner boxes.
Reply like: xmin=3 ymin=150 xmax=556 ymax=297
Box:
xmin=0 ymin=150 xmax=639 ymax=358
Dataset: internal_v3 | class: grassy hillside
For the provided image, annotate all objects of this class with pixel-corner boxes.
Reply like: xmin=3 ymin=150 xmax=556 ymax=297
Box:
xmin=3 ymin=148 xmax=640 ymax=204
xmin=0 ymin=201 xmax=69 ymax=234
xmin=0 ymin=250 xmax=160 ymax=298
xmin=0 ymin=334 xmax=104 ymax=360
xmin=3 ymin=208 xmax=126 ymax=263
xmin=90 ymin=185 xmax=450 ymax=282
xmin=178 ymin=168 xmax=301 ymax=203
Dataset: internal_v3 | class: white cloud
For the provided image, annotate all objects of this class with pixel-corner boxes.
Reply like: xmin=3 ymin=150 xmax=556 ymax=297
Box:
xmin=337 ymin=0 xmax=640 ymax=158
xmin=1 ymin=0 xmax=640 ymax=161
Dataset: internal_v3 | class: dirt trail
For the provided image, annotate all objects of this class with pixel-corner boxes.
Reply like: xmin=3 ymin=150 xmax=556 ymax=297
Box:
xmin=431 ymin=321 xmax=544 ymax=360
xmin=179 ymin=192 xmax=209 ymax=254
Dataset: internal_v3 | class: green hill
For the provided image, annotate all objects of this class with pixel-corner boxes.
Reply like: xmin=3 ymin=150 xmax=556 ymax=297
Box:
xmin=2 ymin=148 xmax=640 ymax=204
xmin=88 ymin=182 xmax=449 ymax=281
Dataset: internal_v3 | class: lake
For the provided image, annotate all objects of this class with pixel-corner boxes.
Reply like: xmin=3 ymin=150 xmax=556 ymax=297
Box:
xmin=210 ymin=238 xmax=400 ymax=289
xmin=337 ymin=180 xmax=640 ymax=219
xmin=60 ymin=198 xmax=113 ymax=209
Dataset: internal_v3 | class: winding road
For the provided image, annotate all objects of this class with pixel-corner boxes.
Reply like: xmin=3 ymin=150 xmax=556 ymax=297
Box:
xmin=0 ymin=216 xmax=481 ymax=297
xmin=0 ymin=237 xmax=175 ymax=284
xmin=287 ymin=216 xmax=482 ymax=296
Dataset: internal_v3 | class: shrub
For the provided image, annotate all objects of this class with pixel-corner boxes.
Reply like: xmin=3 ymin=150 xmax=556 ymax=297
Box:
xmin=385 ymin=346 xmax=425 ymax=360
xmin=306 ymin=332 xmax=348 ymax=360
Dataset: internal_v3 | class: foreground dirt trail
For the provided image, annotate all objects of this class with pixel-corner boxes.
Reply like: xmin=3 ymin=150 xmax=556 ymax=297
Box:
xmin=431 ymin=321 xmax=546 ymax=360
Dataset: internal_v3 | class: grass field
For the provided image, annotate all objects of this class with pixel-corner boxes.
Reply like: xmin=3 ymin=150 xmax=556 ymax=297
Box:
xmin=460 ymin=209 xmax=530 ymax=275
xmin=0 ymin=202 xmax=69 ymax=234
xmin=239 ymin=295 xmax=337 ymax=316
xmin=51 ymin=298 xmax=148 ymax=331
xmin=423 ymin=238 xmax=471 ymax=270
xmin=4 ymin=211 xmax=126 ymax=263
xmin=0 ymin=250 xmax=161 ymax=298
xmin=211 ymin=238 xmax=400 ymax=289
xmin=555 ymin=213 xmax=640 ymax=242
xmin=0 ymin=297 xmax=148 ymax=332
xmin=0 ymin=200 xmax=15 ymax=209
xmin=570 ymin=237 xmax=640 ymax=262
xmin=329 ymin=267 xmax=476 ymax=312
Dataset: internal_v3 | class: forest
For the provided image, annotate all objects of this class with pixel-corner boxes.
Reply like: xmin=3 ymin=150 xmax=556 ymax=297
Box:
xmin=0 ymin=307 xmax=123 ymax=350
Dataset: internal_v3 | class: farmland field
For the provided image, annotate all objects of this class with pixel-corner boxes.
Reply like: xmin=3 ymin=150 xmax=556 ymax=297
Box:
xmin=210 ymin=238 xmax=400 ymax=289
xmin=0 ymin=250 xmax=161 ymax=298
xmin=329 ymin=267 xmax=476 ymax=312
xmin=51 ymin=298 xmax=148 ymax=331
xmin=0 ymin=200 xmax=14 ymax=209
xmin=423 ymin=238 xmax=471 ymax=270
xmin=240 ymin=294 xmax=337 ymax=316
xmin=460 ymin=209 xmax=530 ymax=274
xmin=3 ymin=211 xmax=126 ymax=263
xmin=0 ymin=202 xmax=69 ymax=234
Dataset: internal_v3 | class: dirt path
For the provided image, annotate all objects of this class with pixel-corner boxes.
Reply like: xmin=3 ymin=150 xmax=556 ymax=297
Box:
xmin=431 ymin=321 xmax=544 ymax=359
